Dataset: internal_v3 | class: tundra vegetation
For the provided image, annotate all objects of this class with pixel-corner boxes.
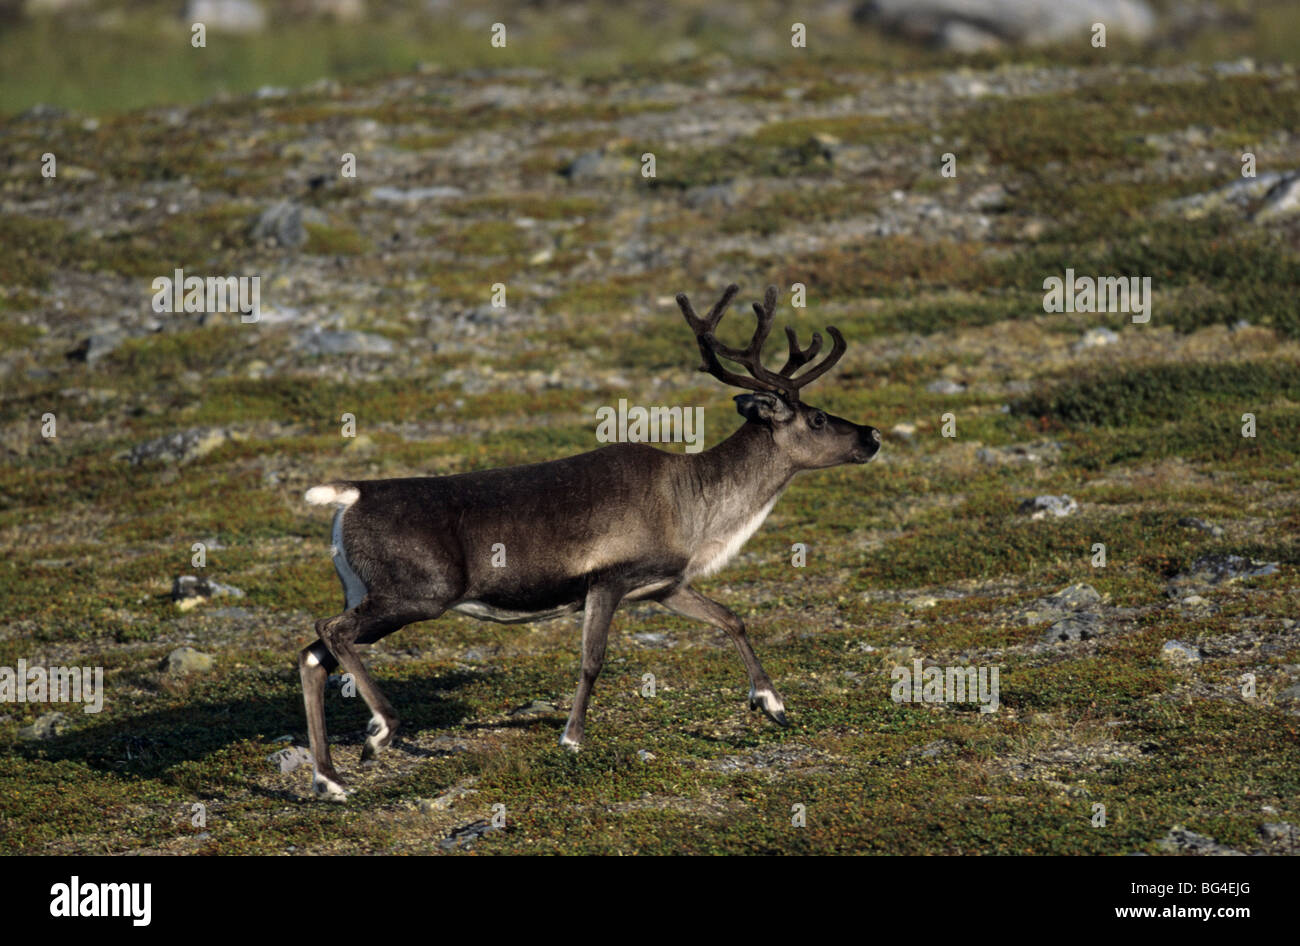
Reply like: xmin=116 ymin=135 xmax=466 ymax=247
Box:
xmin=0 ymin=0 xmax=1297 ymax=854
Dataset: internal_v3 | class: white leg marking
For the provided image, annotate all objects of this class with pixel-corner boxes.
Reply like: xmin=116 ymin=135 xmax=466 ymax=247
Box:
xmin=311 ymin=768 xmax=349 ymax=802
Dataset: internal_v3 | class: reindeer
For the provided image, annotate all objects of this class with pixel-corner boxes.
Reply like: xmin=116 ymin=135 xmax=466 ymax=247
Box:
xmin=299 ymin=284 xmax=880 ymax=800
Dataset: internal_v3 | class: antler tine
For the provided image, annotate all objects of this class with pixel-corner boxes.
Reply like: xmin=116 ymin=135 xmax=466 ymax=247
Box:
xmin=784 ymin=325 xmax=847 ymax=390
xmin=779 ymin=325 xmax=823 ymax=377
xmin=675 ymin=283 xmax=739 ymax=335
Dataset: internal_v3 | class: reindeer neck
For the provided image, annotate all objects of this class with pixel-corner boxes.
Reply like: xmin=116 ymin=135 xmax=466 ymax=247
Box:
xmin=684 ymin=422 xmax=796 ymax=515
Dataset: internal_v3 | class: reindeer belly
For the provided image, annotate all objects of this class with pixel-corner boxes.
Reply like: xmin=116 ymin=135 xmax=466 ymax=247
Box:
xmin=451 ymin=599 xmax=583 ymax=624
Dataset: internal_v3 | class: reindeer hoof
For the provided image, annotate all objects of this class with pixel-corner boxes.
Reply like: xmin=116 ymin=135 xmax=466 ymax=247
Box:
xmin=311 ymin=772 xmax=350 ymax=802
xmin=362 ymin=715 xmax=396 ymax=761
xmin=749 ymin=688 xmax=789 ymax=727
xmin=559 ymin=733 xmax=582 ymax=753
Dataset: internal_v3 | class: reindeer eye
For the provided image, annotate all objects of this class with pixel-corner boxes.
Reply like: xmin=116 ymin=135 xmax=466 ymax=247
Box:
xmin=810 ymin=411 xmax=827 ymax=429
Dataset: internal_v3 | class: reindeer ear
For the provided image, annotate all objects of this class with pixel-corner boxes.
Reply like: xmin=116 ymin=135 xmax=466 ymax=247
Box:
xmin=735 ymin=393 xmax=794 ymax=424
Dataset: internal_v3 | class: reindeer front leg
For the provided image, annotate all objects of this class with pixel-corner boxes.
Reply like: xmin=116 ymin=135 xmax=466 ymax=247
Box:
xmin=561 ymin=585 xmax=622 ymax=750
xmin=657 ymin=585 xmax=787 ymax=726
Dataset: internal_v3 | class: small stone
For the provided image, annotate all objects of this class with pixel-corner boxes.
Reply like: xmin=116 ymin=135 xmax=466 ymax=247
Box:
xmin=1043 ymin=613 xmax=1105 ymax=644
xmin=439 ymin=818 xmax=500 ymax=850
xmin=160 ymin=646 xmax=216 ymax=676
xmin=18 ymin=711 xmax=68 ymax=742
xmin=1019 ymin=495 xmax=1078 ymax=519
xmin=1160 ymin=640 xmax=1201 ymax=664
xmin=926 ymin=379 xmax=966 ymax=395
xmin=123 ymin=427 xmax=236 ymax=466
xmin=631 ymin=632 xmax=671 ymax=647
xmin=1074 ymin=327 xmax=1119 ymax=350
xmin=370 ymin=186 xmax=465 ymax=202
xmin=67 ymin=331 xmax=125 ymax=365
xmin=509 ymin=699 xmax=557 ymax=717
xmin=636 ymin=749 xmax=656 ymax=762
xmin=1253 ymin=174 xmax=1300 ymax=222
xmin=249 ymin=200 xmax=325 ymax=248
xmin=1038 ymin=583 xmax=1102 ymax=611
xmin=171 ymin=575 xmax=245 ymax=601
xmin=1260 ymin=822 xmax=1297 ymax=842
xmin=1275 ymin=683 xmax=1300 ymax=705
xmin=1156 ymin=826 xmax=1245 ymax=856
xmin=1177 ymin=516 xmax=1224 ymax=537
xmin=295 ymin=330 xmax=395 ymax=357
xmin=1168 ymin=554 xmax=1278 ymax=594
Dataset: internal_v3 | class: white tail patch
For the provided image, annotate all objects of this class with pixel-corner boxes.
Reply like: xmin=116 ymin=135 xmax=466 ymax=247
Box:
xmin=305 ymin=485 xmax=360 ymax=507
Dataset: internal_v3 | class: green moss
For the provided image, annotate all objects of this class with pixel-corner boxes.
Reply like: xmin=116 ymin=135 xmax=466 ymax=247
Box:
xmin=303 ymin=221 xmax=368 ymax=256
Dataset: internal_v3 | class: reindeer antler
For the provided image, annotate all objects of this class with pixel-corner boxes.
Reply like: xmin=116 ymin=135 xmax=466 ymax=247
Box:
xmin=675 ymin=283 xmax=846 ymax=403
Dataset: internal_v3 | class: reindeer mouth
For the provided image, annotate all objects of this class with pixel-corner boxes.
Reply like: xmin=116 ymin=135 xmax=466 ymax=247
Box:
xmin=852 ymin=428 xmax=883 ymax=463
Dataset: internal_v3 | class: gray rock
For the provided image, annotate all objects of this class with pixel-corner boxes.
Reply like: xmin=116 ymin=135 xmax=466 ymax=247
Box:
xmin=1156 ymin=826 xmax=1245 ymax=856
xmin=684 ymin=181 xmax=749 ymax=210
xmin=1163 ymin=171 xmax=1296 ymax=219
xmin=160 ymin=646 xmax=216 ymax=676
xmin=18 ymin=711 xmax=68 ymax=742
xmin=508 ymin=699 xmax=557 ymax=717
xmin=249 ymin=201 xmax=325 ymax=248
xmin=370 ymin=186 xmax=465 ymax=202
xmin=1168 ymin=554 xmax=1279 ymax=594
xmin=439 ymin=818 xmax=500 ymax=850
xmin=1260 ymin=822 xmax=1297 ymax=843
xmin=123 ymin=427 xmax=235 ymax=465
xmin=1275 ymin=683 xmax=1300 ymax=705
xmin=1019 ymin=495 xmax=1078 ymax=519
xmin=562 ymin=150 xmax=636 ymax=181
xmin=171 ymin=575 xmax=245 ymax=600
xmin=854 ymin=0 xmax=1156 ymax=49
xmin=1075 ymin=327 xmax=1119 ymax=350
xmin=631 ymin=632 xmax=672 ymax=647
xmin=926 ymin=379 xmax=966 ymax=395
xmin=1177 ymin=516 xmax=1225 ymax=537
xmin=1159 ymin=640 xmax=1201 ymax=664
xmin=1039 ymin=583 xmax=1102 ymax=611
xmin=967 ymin=183 xmax=1009 ymax=211
xmin=977 ymin=440 xmax=1062 ymax=465
xmin=1253 ymin=174 xmax=1300 ymax=222
xmin=1044 ymin=612 xmax=1105 ymax=643
xmin=268 ymin=745 xmax=312 ymax=774
xmin=67 ymin=331 xmax=125 ymax=365
xmin=295 ymin=329 xmax=395 ymax=356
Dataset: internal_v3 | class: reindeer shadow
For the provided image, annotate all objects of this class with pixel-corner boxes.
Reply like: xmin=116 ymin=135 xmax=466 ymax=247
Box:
xmin=8 ymin=669 xmax=481 ymax=793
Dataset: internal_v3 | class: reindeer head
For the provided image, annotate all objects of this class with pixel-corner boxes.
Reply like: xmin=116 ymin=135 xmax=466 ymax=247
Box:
xmin=677 ymin=284 xmax=881 ymax=470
